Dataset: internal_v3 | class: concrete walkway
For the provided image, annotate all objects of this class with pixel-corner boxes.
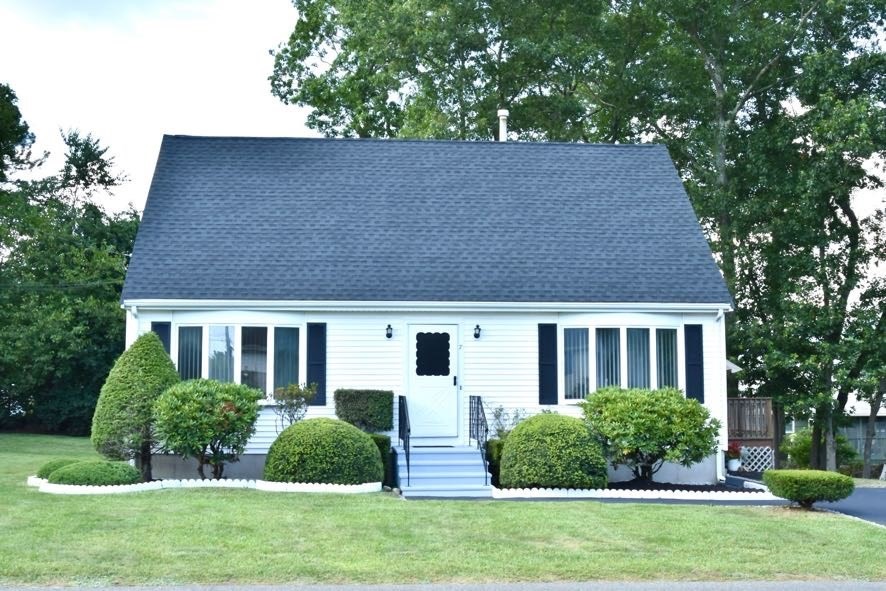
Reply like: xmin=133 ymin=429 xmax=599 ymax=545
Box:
xmin=7 ymin=582 xmax=886 ymax=591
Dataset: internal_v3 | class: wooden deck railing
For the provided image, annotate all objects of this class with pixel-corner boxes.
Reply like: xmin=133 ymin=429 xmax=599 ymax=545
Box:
xmin=727 ymin=397 xmax=774 ymax=440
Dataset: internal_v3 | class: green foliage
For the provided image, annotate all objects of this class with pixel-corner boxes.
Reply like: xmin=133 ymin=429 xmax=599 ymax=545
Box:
xmin=263 ymin=418 xmax=383 ymax=485
xmin=763 ymin=469 xmax=855 ymax=509
xmin=90 ymin=332 xmax=179 ymax=479
xmin=36 ymin=458 xmax=79 ymax=479
xmin=153 ymin=379 xmax=262 ymax=480
xmin=0 ymin=118 xmax=138 ymax=435
xmin=333 ymin=389 xmax=393 ymax=432
xmin=46 ymin=460 xmax=141 ymax=486
xmin=500 ymin=413 xmax=607 ymax=490
xmin=271 ymin=382 xmax=316 ymax=433
xmin=485 ymin=438 xmax=505 ymax=487
xmin=780 ymin=428 xmax=858 ymax=470
xmin=271 ymin=1 xmax=886 ymax=471
xmin=0 ymin=83 xmax=35 ymax=182
xmin=581 ymin=387 xmax=720 ymax=482
xmin=369 ymin=433 xmax=394 ymax=488
xmin=487 ymin=405 xmax=528 ymax=439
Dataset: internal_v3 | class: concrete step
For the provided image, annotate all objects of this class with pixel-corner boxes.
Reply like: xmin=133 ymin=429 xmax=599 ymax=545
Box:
xmin=400 ymin=483 xmax=493 ymax=498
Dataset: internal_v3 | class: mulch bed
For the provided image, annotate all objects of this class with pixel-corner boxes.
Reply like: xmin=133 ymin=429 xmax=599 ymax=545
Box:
xmin=607 ymin=478 xmax=764 ymax=493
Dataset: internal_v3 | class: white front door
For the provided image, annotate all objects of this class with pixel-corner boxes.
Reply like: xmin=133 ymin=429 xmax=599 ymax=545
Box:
xmin=407 ymin=324 xmax=459 ymax=438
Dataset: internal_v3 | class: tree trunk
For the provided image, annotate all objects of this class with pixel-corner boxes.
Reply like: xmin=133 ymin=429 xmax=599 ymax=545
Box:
xmin=810 ymin=406 xmax=825 ymax=469
xmin=139 ymin=440 xmax=152 ymax=482
xmin=862 ymin=391 xmax=884 ymax=479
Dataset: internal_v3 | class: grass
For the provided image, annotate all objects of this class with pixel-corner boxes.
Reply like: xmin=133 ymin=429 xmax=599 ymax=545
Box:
xmin=1 ymin=434 xmax=885 ymax=585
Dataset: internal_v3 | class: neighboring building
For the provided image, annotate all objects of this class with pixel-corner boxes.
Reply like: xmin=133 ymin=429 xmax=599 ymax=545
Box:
xmin=786 ymin=394 xmax=886 ymax=463
xmin=122 ymin=135 xmax=733 ymax=494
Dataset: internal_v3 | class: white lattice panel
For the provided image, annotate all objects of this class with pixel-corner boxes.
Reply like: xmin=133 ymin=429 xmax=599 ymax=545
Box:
xmin=741 ymin=446 xmax=774 ymax=472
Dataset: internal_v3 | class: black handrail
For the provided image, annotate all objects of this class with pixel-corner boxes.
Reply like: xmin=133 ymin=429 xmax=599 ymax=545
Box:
xmin=398 ymin=395 xmax=411 ymax=486
xmin=469 ymin=395 xmax=489 ymax=486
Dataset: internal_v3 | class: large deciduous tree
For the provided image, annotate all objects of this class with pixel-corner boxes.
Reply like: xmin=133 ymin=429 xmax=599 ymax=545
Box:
xmin=0 ymin=85 xmax=140 ymax=434
xmin=271 ymin=0 xmax=886 ymax=469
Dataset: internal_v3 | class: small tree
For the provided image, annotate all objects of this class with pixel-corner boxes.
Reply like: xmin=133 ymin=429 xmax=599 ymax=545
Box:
xmin=270 ymin=382 xmax=316 ymax=433
xmin=91 ymin=332 xmax=179 ymax=481
xmin=153 ymin=379 xmax=262 ymax=479
xmin=580 ymin=387 xmax=721 ymax=482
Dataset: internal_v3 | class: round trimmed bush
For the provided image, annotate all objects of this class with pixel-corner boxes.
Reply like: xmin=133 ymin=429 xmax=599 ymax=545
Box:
xmin=264 ymin=418 xmax=383 ymax=485
xmin=500 ymin=413 xmax=607 ymax=490
xmin=47 ymin=460 xmax=142 ymax=486
xmin=36 ymin=458 xmax=81 ymax=479
xmin=763 ymin=469 xmax=854 ymax=508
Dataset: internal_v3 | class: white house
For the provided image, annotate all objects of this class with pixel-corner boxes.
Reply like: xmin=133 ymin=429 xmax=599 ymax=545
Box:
xmin=121 ymin=134 xmax=733 ymax=495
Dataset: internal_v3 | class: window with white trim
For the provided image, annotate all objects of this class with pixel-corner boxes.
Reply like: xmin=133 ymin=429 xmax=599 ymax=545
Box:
xmin=172 ymin=323 xmax=303 ymax=394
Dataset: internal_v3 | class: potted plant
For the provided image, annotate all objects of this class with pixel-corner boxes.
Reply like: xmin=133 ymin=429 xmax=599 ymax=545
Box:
xmin=725 ymin=442 xmax=742 ymax=472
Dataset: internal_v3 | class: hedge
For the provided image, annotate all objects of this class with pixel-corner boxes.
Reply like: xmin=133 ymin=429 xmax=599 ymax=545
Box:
xmin=264 ymin=418 xmax=383 ymax=485
xmin=369 ymin=433 xmax=395 ymax=488
xmin=46 ymin=460 xmax=142 ymax=486
xmin=500 ymin=413 xmax=607 ymax=490
xmin=333 ymin=389 xmax=393 ymax=432
xmin=485 ymin=438 xmax=505 ymax=487
xmin=36 ymin=458 xmax=80 ymax=479
xmin=763 ymin=469 xmax=855 ymax=508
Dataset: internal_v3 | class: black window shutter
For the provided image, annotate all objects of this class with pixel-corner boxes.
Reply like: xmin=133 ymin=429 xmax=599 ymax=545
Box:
xmin=684 ymin=324 xmax=704 ymax=403
xmin=538 ymin=324 xmax=558 ymax=405
xmin=307 ymin=323 xmax=327 ymax=406
xmin=151 ymin=322 xmax=171 ymax=355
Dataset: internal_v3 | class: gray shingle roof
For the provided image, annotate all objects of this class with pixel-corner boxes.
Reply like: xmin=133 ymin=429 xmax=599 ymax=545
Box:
xmin=121 ymin=136 xmax=732 ymax=304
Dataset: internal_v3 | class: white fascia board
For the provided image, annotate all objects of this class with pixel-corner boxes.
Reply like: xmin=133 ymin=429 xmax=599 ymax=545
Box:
xmin=122 ymin=298 xmax=733 ymax=314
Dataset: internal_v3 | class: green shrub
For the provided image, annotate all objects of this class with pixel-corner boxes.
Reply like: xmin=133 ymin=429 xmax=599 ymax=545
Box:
xmin=264 ymin=418 xmax=383 ymax=485
xmin=580 ymin=387 xmax=720 ymax=482
xmin=91 ymin=332 xmax=180 ymax=480
xmin=780 ymin=428 xmax=859 ymax=470
xmin=271 ymin=382 xmax=316 ymax=433
xmin=36 ymin=458 xmax=80 ymax=479
xmin=500 ymin=413 xmax=607 ymax=489
xmin=334 ymin=389 xmax=393 ymax=432
xmin=763 ymin=469 xmax=855 ymax=508
xmin=369 ymin=433 xmax=394 ymax=488
xmin=485 ymin=438 xmax=505 ymax=487
xmin=47 ymin=460 xmax=142 ymax=486
xmin=153 ymin=379 xmax=262 ymax=479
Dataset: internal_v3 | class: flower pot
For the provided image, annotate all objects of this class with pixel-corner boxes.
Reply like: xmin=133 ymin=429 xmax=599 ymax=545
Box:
xmin=727 ymin=458 xmax=741 ymax=472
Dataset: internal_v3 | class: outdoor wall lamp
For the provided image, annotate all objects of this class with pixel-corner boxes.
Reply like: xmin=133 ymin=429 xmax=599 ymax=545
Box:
xmin=474 ymin=324 xmax=481 ymax=339
xmin=386 ymin=324 xmax=393 ymax=339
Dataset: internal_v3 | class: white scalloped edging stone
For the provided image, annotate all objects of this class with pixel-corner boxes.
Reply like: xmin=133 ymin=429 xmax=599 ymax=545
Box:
xmin=492 ymin=487 xmax=781 ymax=501
xmin=26 ymin=475 xmax=381 ymax=495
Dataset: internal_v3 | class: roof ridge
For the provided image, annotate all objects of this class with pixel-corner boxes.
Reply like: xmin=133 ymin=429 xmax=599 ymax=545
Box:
xmin=161 ymin=134 xmax=665 ymax=149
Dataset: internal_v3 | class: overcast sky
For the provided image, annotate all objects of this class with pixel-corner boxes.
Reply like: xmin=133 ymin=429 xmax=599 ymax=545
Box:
xmin=0 ymin=0 xmax=882 ymax=219
xmin=0 ymin=0 xmax=316 ymax=212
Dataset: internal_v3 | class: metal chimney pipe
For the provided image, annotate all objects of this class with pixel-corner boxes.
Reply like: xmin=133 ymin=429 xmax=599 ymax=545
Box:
xmin=497 ymin=109 xmax=509 ymax=141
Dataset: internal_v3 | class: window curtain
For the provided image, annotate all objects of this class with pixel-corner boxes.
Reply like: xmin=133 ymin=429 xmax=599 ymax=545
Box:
xmin=657 ymin=328 xmax=678 ymax=388
xmin=596 ymin=328 xmax=620 ymax=388
xmin=177 ymin=326 xmax=202 ymax=380
xmin=564 ymin=328 xmax=589 ymax=399
xmin=627 ymin=328 xmax=650 ymax=388
xmin=274 ymin=327 xmax=299 ymax=390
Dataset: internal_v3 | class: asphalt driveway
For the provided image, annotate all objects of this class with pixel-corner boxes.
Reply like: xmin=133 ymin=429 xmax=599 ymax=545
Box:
xmin=822 ymin=487 xmax=886 ymax=526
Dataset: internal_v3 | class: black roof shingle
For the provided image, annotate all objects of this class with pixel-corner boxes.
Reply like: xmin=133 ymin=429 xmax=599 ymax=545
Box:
xmin=121 ymin=136 xmax=732 ymax=305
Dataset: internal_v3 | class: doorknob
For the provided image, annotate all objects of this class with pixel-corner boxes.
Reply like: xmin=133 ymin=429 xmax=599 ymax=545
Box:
xmin=453 ymin=376 xmax=457 ymax=386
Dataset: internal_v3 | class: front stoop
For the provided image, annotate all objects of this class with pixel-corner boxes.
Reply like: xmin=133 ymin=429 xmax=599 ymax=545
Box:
xmin=395 ymin=446 xmax=493 ymax=498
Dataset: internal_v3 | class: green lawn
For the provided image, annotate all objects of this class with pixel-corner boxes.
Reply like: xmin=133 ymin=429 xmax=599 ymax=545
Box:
xmin=1 ymin=434 xmax=884 ymax=585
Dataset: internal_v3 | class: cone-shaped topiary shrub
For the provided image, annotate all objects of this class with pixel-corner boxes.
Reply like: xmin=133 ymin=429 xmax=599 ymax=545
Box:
xmin=264 ymin=418 xmax=383 ymax=485
xmin=36 ymin=458 xmax=80 ymax=479
xmin=91 ymin=332 xmax=179 ymax=481
xmin=763 ymin=469 xmax=855 ymax=508
xmin=47 ymin=460 xmax=142 ymax=486
xmin=500 ymin=413 xmax=607 ymax=490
